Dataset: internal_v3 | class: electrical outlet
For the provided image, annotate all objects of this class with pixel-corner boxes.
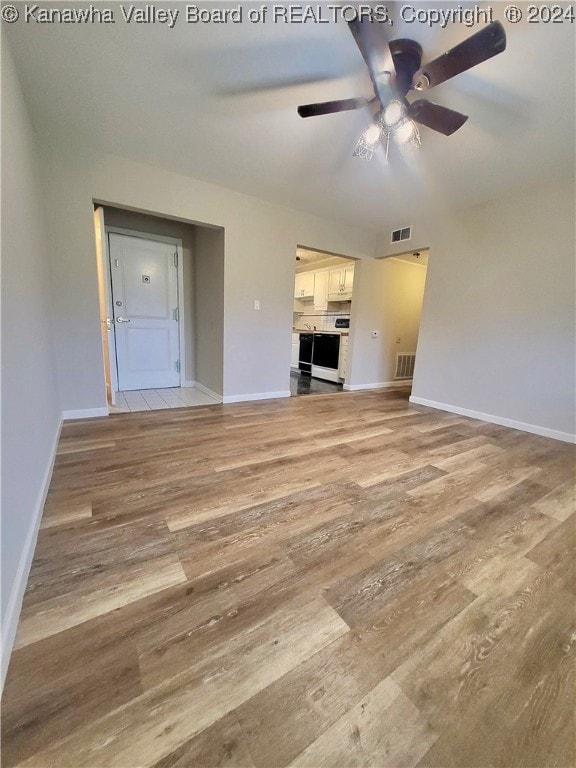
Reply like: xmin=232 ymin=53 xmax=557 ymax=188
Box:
xmin=396 ymin=336 xmax=401 ymax=344
xmin=254 ymin=300 xmax=260 ymax=311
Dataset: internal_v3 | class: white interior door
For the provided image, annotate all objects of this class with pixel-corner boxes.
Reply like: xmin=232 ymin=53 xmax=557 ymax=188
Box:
xmin=109 ymin=233 xmax=180 ymax=391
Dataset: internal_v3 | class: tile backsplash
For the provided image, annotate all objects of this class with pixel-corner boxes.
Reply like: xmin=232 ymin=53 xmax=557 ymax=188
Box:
xmin=293 ymin=311 xmax=351 ymax=331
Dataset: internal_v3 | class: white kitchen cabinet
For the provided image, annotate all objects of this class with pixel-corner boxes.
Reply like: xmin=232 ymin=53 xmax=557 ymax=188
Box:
xmin=343 ymin=266 xmax=354 ymax=294
xmin=327 ymin=265 xmax=354 ymax=301
xmin=313 ymin=270 xmax=328 ymax=310
xmin=328 ymin=269 xmax=341 ymax=297
xmin=294 ymin=272 xmax=314 ymax=299
xmin=291 ymin=333 xmax=300 ymax=368
xmin=339 ymin=335 xmax=349 ymax=379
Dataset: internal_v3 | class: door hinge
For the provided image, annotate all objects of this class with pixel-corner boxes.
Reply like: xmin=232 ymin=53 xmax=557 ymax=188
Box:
xmin=173 ymin=252 xmax=178 ymax=267
xmin=172 ymin=307 xmax=179 ymax=322
xmin=175 ymin=360 xmax=181 ymax=373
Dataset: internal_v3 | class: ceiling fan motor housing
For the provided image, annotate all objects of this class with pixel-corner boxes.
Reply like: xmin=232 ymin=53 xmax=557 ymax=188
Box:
xmin=389 ymin=39 xmax=423 ymax=97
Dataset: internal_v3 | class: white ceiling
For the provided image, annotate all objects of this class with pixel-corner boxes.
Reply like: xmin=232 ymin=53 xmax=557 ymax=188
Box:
xmin=296 ymin=247 xmax=355 ymax=268
xmin=6 ymin=2 xmax=575 ymax=232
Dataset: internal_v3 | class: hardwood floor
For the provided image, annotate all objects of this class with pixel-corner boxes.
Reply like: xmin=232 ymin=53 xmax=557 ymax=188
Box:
xmin=2 ymin=388 xmax=575 ymax=768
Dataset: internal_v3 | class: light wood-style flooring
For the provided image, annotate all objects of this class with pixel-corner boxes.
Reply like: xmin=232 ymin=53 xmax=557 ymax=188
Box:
xmin=2 ymin=388 xmax=575 ymax=767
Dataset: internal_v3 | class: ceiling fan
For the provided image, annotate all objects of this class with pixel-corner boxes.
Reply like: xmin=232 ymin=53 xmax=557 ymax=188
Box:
xmin=297 ymin=18 xmax=507 ymax=157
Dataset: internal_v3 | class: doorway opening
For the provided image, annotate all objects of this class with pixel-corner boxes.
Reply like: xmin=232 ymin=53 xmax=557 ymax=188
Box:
xmin=373 ymin=247 xmax=429 ymax=397
xmin=291 ymin=246 xmax=356 ymax=397
xmin=93 ymin=204 xmax=225 ymax=413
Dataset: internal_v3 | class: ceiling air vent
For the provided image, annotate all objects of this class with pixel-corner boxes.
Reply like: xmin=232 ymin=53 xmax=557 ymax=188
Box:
xmin=391 ymin=226 xmax=412 ymax=244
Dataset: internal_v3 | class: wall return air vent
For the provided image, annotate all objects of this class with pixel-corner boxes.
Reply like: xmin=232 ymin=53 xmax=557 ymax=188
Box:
xmin=391 ymin=226 xmax=412 ymax=244
xmin=395 ymin=354 xmax=416 ymax=380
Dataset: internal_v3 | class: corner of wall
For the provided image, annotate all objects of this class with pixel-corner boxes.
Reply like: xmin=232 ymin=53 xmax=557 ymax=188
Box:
xmin=1 ymin=34 xmax=63 ymax=689
xmin=1 ymin=418 xmax=62 ymax=689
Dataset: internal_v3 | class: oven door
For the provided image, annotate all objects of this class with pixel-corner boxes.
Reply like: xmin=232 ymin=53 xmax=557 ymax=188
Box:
xmin=312 ymin=334 xmax=340 ymax=382
xmin=298 ymin=333 xmax=313 ymax=374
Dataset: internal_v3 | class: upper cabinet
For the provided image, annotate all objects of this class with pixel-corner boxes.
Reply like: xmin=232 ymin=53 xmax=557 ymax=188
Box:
xmin=294 ymin=263 xmax=354 ymax=305
xmin=313 ymin=270 xmax=328 ymax=310
xmin=294 ymin=272 xmax=315 ymax=299
xmin=327 ymin=265 xmax=354 ymax=301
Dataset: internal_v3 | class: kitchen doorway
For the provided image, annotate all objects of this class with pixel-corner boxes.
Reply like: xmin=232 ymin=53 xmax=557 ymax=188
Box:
xmin=291 ymin=246 xmax=356 ymax=397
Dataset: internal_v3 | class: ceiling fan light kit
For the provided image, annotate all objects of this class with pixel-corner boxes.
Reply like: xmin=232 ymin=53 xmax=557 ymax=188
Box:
xmin=383 ymin=100 xmax=404 ymax=127
xmin=298 ymin=19 xmax=507 ymax=161
xmin=354 ymin=104 xmax=420 ymax=162
xmin=353 ymin=123 xmax=382 ymax=160
xmin=394 ymin=118 xmax=419 ymax=145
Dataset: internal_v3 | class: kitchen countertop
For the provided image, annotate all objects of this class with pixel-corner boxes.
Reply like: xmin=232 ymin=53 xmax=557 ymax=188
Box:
xmin=293 ymin=329 xmax=349 ymax=335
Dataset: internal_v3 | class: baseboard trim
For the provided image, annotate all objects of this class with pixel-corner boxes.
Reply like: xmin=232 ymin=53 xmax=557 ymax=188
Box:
xmin=182 ymin=380 xmax=196 ymax=388
xmin=1 ymin=417 xmax=63 ymax=690
xmin=193 ymin=382 xmax=223 ymax=402
xmin=62 ymin=407 xmax=109 ymax=420
xmin=343 ymin=380 xmax=412 ymax=391
xmin=222 ymin=390 xmax=291 ymax=404
xmin=409 ymin=396 xmax=576 ymax=444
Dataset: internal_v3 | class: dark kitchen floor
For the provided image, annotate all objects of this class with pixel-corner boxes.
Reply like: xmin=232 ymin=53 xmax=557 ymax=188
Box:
xmin=290 ymin=370 xmax=343 ymax=397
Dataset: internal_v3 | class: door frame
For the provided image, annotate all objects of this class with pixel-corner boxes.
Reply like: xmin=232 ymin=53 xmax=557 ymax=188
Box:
xmin=104 ymin=226 xmax=186 ymax=394
xmin=93 ymin=207 xmax=118 ymax=404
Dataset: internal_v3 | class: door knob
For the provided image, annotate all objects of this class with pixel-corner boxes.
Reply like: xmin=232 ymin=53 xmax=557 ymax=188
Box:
xmin=116 ymin=317 xmax=131 ymax=323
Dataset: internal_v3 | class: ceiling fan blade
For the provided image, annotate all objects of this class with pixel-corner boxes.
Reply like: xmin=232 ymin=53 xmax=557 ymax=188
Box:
xmin=347 ymin=17 xmax=395 ymax=104
xmin=297 ymin=97 xmax=372 ymax=118
xmin=412 ymin=21 xmax=506 ymax=90
xmin=408 ymin=99 xmax=468 ymax=136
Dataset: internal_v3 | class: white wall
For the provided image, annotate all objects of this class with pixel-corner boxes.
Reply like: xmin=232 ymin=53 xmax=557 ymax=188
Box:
xmin=0 ymin=35 xmax=61 ymax=685
xmin=411 ymin=177 xmax=576 ymax=441
xmin=375 ymin=214 xmax=437 ymax=261
xmin=347 ymin=257 xmax=428 ymax=388
xmin=35 ymin=141 xmax=575 ymax=439
xmin=38 ymin=145 xmax=377 ymax=411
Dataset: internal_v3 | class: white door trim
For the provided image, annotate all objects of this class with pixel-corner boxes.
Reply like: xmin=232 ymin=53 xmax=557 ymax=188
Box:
xmin=96 ymin=210 xmax=118 ymax=402
xmin=104 ymin=226 xmax=186 ymax=390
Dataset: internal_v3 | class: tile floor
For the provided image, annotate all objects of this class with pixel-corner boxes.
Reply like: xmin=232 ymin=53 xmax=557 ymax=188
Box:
xmin=110 ymin=387 xmax=221 ymax=413
xmin=290 ymin=370 xmax=343 ymax=397
xmin=111 ymin=376 xmax=342 ymax=413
